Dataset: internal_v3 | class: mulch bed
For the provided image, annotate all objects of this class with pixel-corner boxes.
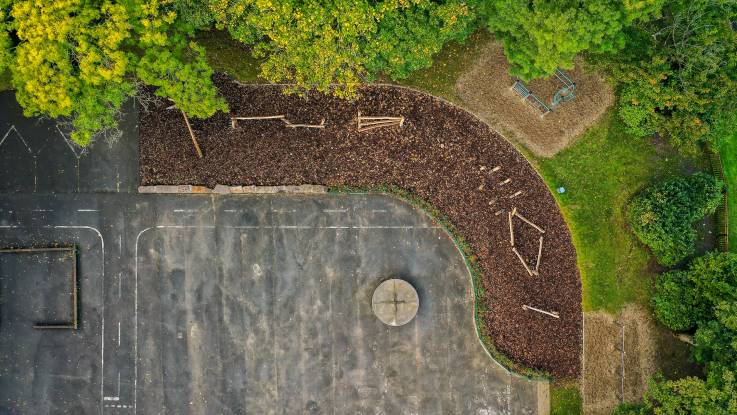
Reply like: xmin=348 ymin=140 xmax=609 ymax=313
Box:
xmin=139 ymin=74 xmax=583 ymax=379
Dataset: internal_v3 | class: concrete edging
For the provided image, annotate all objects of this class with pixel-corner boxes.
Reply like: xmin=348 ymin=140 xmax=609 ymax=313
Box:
xmin=138 ymin=184 xmax=328 ymax=195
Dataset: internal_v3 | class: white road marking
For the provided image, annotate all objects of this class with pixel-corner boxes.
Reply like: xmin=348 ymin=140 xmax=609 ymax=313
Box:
xmin=55 ymin=125 xmax=85 ymax=159
xmin=45 ymin=225 xmax=106 ymax=412
xmin=32 ymin=209 xmax=53 ymax=212
xmin=323 ymin=208 xmax=348 ymax=213
xmin=77 ymin=209 xmax=99 ymax=212
xmin=0 ymin=125 xmax=32 ymax=153
xmin=103 ymin=397 xmax=119 ymax=402
xmin=118 ymin=321 xmax=121 ymax=346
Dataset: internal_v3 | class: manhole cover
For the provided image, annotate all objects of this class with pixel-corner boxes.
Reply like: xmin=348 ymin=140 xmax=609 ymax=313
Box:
xmin=371 ymin=279 xmax=419 ymax=326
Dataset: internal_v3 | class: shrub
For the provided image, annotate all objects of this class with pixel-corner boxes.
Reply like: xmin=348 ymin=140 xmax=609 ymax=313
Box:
xmin=628 ymin=173 xmax=724 ymax=266
xmin=652 ymin=253 xmax=737 ymax=331
xmin=652 ymin=270 xmax=702 ymax=331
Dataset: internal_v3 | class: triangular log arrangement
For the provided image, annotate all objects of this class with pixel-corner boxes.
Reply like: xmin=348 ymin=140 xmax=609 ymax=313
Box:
xmin=356 ymin=111 xmax=405 ymax=132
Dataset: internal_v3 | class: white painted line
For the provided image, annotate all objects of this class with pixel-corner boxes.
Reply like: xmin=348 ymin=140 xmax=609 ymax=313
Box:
xmin=323 ymin=208 xmax=349 ymax=213
xmin=0 ymin=125 xmax=32 ymax=153
xmin=32 ymin=209 xmax=53 ymax=212
xmin=77 ymin=209 xmax=99 ymax=212
xmin=118 ymin=235 xmax=122 ymax=257
xmin=45 ymin=226 xmax=106 ymax=412
xmin=118 ymin=321 xmax=121 ymax=346
xmin=172 ymin=209 xmax=197 ymax=213
xmin=118 ymin=272 xmax=122 ymax=299
xmin=55 ymin=125 xmax=85 ymax=159
xmin=371 ymin=209 xmax=387 ymax=213
xmin=103 ymin=397 xmax=120 ymax=401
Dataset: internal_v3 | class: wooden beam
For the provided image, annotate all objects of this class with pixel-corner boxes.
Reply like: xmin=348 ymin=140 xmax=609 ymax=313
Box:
xmin=512 ymin=247 xmax=534 ymax=276
xmin=513 ymin=211 xmax=545 ymax=233
xmin=182 ymin=110 xmax=203 ymax=159
xmin=522 ymin=305 xmax=559 ymax=318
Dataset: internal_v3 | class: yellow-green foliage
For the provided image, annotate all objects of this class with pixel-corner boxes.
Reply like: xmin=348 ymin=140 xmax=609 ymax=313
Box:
xmin=2 ymin=0 xmax=226 ymax=146
xmin=205 ymin=0 xmax=481 ymax=98
xmin=0 ymin=0 xmax=12 ymax=73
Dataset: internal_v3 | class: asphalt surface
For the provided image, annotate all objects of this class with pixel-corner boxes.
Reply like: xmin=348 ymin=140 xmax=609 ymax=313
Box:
xmin=0 ymin=92 xmax=546 ymax=414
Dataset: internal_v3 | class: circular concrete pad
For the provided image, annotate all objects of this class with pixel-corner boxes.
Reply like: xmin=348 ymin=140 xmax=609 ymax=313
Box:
xmin=371 ymin=279 xmax=419 ymax=326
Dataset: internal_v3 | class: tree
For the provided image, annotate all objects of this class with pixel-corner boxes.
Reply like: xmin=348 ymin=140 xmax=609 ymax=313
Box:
xmin=0 ymin=0 xmax=12 ymax=73
xmin=694 ymin=302 xmax=737 ymax=368
xmin=641 ymin=367 xmax=737 ymax=415
xmin=200 ymin=0 xmax=482 ymax=98
xmin=483 ymin=0 xmax=665 ymax=81
xmin=594 ymin=0 xmax=737 ymax=153
xmin=635 ymin=253 xmax=737 ymax=415
xmin=653 ymin=253 xmax=737 ymax=331
xmin=3 ymin=0 xmax=226 ymax=146
xmin=628 ymin=173 xmax=724 ymax=266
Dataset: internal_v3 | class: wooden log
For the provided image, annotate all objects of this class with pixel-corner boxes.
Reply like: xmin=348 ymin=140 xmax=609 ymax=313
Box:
xmin=359 ymin=119 xmax=403 ymax=127
xmin=535 ymin=236 xmax=544 ymax=273
xmin=0 ymin=247 xmax=73 ymax=253
xmin=513 ymin=211 xmax=545 ymax=233
xmin=232 ymin=115 xmax=285 ymax=120
xmin=357 ymin=122 xmax=402 ymax=132
xmin=499 ymin=178 xmax=511 ymax=186
xmin=182 ymin=110 xmax=203 ymax=159
xmin=512 ymin=247 xmax=534 ymax=276
xmin=283 ymin=118 xmax=325 ymax=129
xmin=508 ymin=211 xmax=515 ymax=246
xmin=509 ymin=191 xmax=523 ymax=198
xmin=491 ymin=166 xmax=501 ymax=172
xmin=522 ymin=304 xmax=559 ymax=318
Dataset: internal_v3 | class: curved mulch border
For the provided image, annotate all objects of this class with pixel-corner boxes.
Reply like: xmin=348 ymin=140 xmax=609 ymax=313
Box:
xmin=139 ymin=74 xmax=583 ymax=379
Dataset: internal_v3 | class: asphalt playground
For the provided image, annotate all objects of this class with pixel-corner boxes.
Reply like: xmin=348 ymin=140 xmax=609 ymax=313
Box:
xmin=0 ymin=92 xmax=546 ymax=414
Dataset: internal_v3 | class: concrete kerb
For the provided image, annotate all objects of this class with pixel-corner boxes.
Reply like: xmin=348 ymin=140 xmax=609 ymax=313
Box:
xmin=138 ymin=184 xmax=328 ymax=195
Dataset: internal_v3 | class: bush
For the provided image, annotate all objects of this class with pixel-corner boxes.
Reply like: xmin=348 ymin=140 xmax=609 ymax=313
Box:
xmin=628 ymin=173 xmax=724 ymax=266
xmin=652 ymin=253 xmax=737 ymax=331
xmin=652 ymin=270 xmax=702 ymax=331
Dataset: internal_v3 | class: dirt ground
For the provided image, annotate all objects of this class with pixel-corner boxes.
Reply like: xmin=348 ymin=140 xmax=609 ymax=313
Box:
xmin=583 ymin=304 xmax=701 ymax=414
xmin=455 ymin=41 xmax=614 ymax=158
xmin=139 ymin=75 xmax=583 ymax=378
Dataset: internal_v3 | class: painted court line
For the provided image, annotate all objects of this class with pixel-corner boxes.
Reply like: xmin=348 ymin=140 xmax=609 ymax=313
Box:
xmin=45 ymin=225 xmax=106 ymax=413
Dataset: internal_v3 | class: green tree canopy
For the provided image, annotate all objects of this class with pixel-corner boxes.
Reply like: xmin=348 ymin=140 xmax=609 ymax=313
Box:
xmin=621 ymin=253 xmax=737 ymax=414
xmin=652 ymin=253 xmax=737 ymax=331
xmin=189 ymin=0 xmax=481 ymax=98
xmin=594 ymin=0 xmax=737 ymax=153
xmin=1 ymin=0 xmax=226 ymax=146
xmin=484 ymin=0 xmax=665 ymax=80
xmin=628 ymin=172 xmax=724 ymax=266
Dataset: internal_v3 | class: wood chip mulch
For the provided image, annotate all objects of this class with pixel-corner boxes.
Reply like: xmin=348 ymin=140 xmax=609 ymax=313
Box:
xmin=139 ymin=74 xmax=583 ymax=379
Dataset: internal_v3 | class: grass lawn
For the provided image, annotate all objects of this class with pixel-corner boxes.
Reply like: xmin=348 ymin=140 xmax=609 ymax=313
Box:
xmin=531 ymin=114 xmax=694 ymax=312
xmin=718 ymin=131 xmax=737 ymax=253
xmin=389 ymin=30 xmax=491 ymax=101
xmin=550 ymin=385 xmax=583 ymax=415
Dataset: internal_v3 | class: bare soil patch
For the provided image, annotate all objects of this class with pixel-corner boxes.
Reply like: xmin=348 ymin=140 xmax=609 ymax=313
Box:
xmin=139 ymin=74 xmax=583 ymax=378
xmin=455 ymin=42 xmax=614 ymax=157
xmin=583 ymin=305 xmax=701 ymax=414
